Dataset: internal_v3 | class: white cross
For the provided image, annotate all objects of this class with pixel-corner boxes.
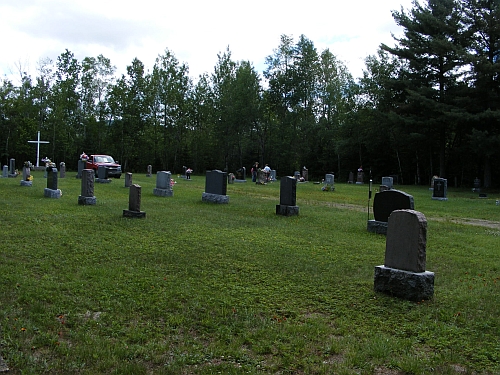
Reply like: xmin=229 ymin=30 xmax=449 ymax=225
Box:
xmin=27 ymin=131 xmax=49 ymax=167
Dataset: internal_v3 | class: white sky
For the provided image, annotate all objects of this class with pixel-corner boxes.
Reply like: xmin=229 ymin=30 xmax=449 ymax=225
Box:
xmin=0 ymin=0 xmax=415 ymax=84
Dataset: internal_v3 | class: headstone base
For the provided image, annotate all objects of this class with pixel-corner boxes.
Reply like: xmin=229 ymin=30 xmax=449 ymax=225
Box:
xmin=153 ymin=188 xmax=173 ymax=197
xmin=123 ymin=209 xmax=146 ymax=218
xmin=96 ymin=178 xmax=112 ymax=183
xmin=431 ymin=197 xmax=448 ymax=201
xmin=20 ymin=180 xmax=33 ymax=187
xmin=367 ymin=220 xmax=388 ymax=235
xmin=355 ymin=181 xmax=364 ymax=185
xmin=8 ymin=174 xmax=17 ymax=178
xmin=78 ymin=196 xmax=97 ymax=205
xmin=276 ymin=204 xmax=299 ymax=216
xmin=234 ymin=179 xmax=247 ymax=183
xmin=374 ymin=265 xmax=434 ymax=301
xmin=202 ymin=192 xmax=229 ymax=204
xmin=44 ymin=188 xmax=62 ymax=199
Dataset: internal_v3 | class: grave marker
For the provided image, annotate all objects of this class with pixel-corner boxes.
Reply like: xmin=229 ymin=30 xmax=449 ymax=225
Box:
xmin=78 ymin=169 xmax=97 ymax=205
xmin=125 ymin=172 xmax=133 ymax=187
xmin=8 ymin=158 xmax=17 ymax=177
xmin=96 ymin=165 xmax=111 ymax=183
xmin=367 ymin=189 xmax=414 ymax=234
xmin=153 ymin=171 xmax=174 ymax=197
xmin=44 ymin=167 xmax=62 ymax=198
xmin=276 ymin=176 xmax=299 ymax=216
xmin=432 ymin=178 xmax=448 ymax=201
xmin=322 ymin=174 xmax=335 ymax=191
xmin=146 ymin=165 xmax=152 ymax=177
xmin=374 ymin=209 xmax=434 ymax=301
xmin=2 ymin=165 xmax=7 ymax=178
xmin=123 ymin=184 xmax=146 ymax=218
xmin=202 ymin=170 xmax=229 ymax=203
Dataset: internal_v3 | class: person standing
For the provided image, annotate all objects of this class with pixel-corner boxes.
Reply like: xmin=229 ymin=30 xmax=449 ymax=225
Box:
xmin=251 ymin=162 xmax=259 ymax=182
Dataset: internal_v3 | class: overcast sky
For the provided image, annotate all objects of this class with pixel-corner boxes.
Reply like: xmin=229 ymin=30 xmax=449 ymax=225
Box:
xmin=0 ymin=0 xmax=415 ymax=84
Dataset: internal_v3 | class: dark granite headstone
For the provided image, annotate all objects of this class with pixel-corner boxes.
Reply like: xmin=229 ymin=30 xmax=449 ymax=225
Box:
xmin=123 ymin=184 xmax=146 ymax=218
xmin=373 ymin=190 xmax=414 ymax=222
xmin=125 ymin=172 xmax=133 ymax=187
xmin=432 ymin=178 xmax=448 ymax=200
xmin=348 ymin=171 xmax=354 ymax=183
xmin=9 ymin=158 xmax=15 ymax=175
xmin=280 ymin=176 xmax=296 ymax=206
xmin=205 ymin=170 xmax=227 ymax=195
xmin=46 ymin=167 xmax=58 ymax=190
xmin=77 ymin=160 xmax=86 ymax=179
xmin=78 ymin=169 xmax=96 ymax=205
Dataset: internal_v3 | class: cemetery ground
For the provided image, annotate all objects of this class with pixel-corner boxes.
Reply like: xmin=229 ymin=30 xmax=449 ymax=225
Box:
xmin=0 ymin=172 xmax=499 ymax=375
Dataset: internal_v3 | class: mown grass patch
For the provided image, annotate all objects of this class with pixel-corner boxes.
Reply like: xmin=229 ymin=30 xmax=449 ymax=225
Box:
xmin=0 ymin=172 xmax=499 ymax=374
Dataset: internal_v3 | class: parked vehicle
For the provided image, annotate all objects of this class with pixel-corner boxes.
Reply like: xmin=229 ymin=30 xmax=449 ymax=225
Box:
xmin=85 ymin=154 xmax=122 ymax=178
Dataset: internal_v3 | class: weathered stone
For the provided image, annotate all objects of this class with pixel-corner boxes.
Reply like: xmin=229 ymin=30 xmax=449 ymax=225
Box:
xmin=202 ymin=192 xmax=229 ymax=204
xmin=123 ymin=184 xmax=146 ymax=218
xmin=374 ymin=266 xmax=434 ymax=301
xmin=78 ymin=169 xmax=96 ymax=205
xmin=381 ymin=176 xmax=393 ymax=189
xmin=125 ymin=172 xmax=133 ymax=187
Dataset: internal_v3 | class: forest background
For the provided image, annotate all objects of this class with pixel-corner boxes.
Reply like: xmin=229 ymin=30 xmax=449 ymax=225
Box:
xmin=1 ymin=0 xmax=499 ymax=187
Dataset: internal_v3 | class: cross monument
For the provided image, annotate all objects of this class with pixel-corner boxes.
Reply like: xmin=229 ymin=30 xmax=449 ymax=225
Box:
xmin=28 ymin=131 xmax=49 ymax=167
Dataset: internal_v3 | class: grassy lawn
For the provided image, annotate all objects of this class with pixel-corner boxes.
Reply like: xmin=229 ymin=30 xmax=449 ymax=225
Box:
xmin=1 ymin=172 xmax=499 ymax=374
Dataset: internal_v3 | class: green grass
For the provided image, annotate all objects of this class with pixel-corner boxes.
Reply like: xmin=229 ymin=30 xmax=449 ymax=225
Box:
xmin=0 ymin=172 xmax=499 ymax=374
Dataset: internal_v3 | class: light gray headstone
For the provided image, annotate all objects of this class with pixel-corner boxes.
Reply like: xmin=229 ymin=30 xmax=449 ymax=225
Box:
xmin=384 ymin=209 xmax=427 ymax=273
xmin=325 ymin=174 xmax=334 ymax=185
xmin=156 ymin=171 xmax=171 ymax=189
xmin=381 ymin=176 xmax=393 ymax=189
xmin=9 ymin=158 xmax=15 ymax=175
xmin=125 ymin=172 xmax=132 ymax=187
xmin=2 ymin=166 xmax=7 ymax=178
xmin=59 ymin=162 xmax=66 ymax=178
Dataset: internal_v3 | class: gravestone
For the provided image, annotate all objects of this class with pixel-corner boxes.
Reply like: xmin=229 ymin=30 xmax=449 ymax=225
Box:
xmin=8 ymin=158 xmax=17 ymax=177
xmin=432 ymin=178 xmax=448 ymax=201
xmin=44 ymin=167 xmax=62 ymax=198
xmin=202 ymin=170 xmax=229 ymax=204
xmin=381 ymin=176 xmax=393 ymax=190
xmin=125 ymin=172 xmax=133 ymax=187
xmin=276 ymin=176 xmax=299 ymax=216
xmin=473 ymin=177 xmax=480 ymax=192
xmin=153 ymin=171 xmax=174 ymax=197
xmin=322 ymin=174 xmax=335 ymax=191
xmin=59 ymin=162 xmax=66 ymax=178
xmin=20 ymin=166 xmax=32 ymax=186
xmin=77 ymin=160 xmax=86 ymax=179
xmin=123 ymin=184 xmax=146 ymax=218
xmin=374 ymin=209 xmax=434 ymax=301
xmin=228 ymin=173 xmax=235 ymax=184
xmin=96 ymin=165 xmax=111 ymax=183
xmin=257 ymin=170 xmax=267 ymax=184
xmin=146 ymin=165 xmax=152 ymax=177
xmin=182 ymin=166 xmax=187 ymax=179
xmin=356 ymin=171 xmax=364 ymax=184
xmin=235 ymin=167 xmax=246 ymax=182
xmin=294 ymin=171 xmax=301 ymax=180
xmin=302 ymin=167 xmax=308 ymax=181
xmin=348 ymin=171 xmax=354 ymax=184
xmin=2 ymin=165 xmax=7 ymax=178
xmin=78 ymin=169 xmax=97 ymax=205
xmin=367 ymin=189 xmax=414 ymax=235
xmin=270 ymin=170 xmax=277 ymax=182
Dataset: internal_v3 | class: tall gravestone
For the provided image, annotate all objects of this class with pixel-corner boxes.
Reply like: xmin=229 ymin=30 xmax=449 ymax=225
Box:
xmin=235 ymin=167 xmax=246 ymax=182
xmin=44 ymin=167 xmax=61 ymax=198
xmin=302 ymin=167 xmax=308 ymax=181
xmin=270 ymin=170 xmax=277 ymax=181
xmin=124 ymin=172 xmax=133 ymax=187
xmin=202 ymin=170 xmax=229 ymax=204
xmin=146 ymin=165 xmax=152 ymax=177
xmin=153 ymin=171 xmax=173 ymax=197
xmin=123 ymin=184 xmax=146 ymax=218
xmin=276 ymin=176 xmax=299 ymax=216
xmin=432 ymin=178 xmax=448 ymax=201
xmin=257 ymin=170 xmax=267 ymax=184
xmin=367 ymin=189 xmax=414 ymax=235
xmin=59 ymin=162 xmax=66 ymax=178
xmin=78 ymin=169 xmax=97 ymax=205
xmin=8 ymin=158 xmax=17 ymax=177
xmin=356 ymin=170 xmax=364 ymax=184
xmin=77 ymin=160 xmax=86 ymax=179
xmin=2 ymin=165 xmax=7 ymax=178
xmin=374 ymin=209 xmax=434 ymax=301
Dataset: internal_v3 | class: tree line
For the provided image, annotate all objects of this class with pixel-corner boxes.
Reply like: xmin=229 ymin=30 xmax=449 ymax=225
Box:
xmin=1 ymin=0 xmax=499 ymax=187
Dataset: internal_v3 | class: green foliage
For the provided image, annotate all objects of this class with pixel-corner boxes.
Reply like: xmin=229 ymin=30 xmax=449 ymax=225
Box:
xmin=0 ymin=174 xmax=499 ymax=374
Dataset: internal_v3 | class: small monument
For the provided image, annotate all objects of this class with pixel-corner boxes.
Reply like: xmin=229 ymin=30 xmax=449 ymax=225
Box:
xmin=44 ymin=166 xmax=62 ymax=198
xmin=96 ymin=165 xmax=111 ymax=183
xmin=374 ymin=209 xmax=434 ymax=301
xmin=59 ymin=162 xmax=66 ymax=178
xmin=381 ymin=176 xmax=393 ymax=190
xmin=294 ymin=171 xmax=301 ymax=180
xmin=123 ymin=184 xmax=146 ymax=218
xmin=202 ymin=170 xmax=229 ymax=204
xmin=269 ymin=170 xmax=277 ymax=182
xmin=8 ymin=158 xmax=17 ymax=177
xmin=146 ymin=165 xmax=152 ymax=177
xmin=257 ymin=169 xmax=267 ymax=184
xmin=432 ymin=178 xmax=448 ymax=201
xmin=124 ymin=172 xmax=133 ymax=187
xmin=21 ymin=164 xmax=33 ymax=187
xmin=78 ymin=169 xmax=97 ymax=205
xmin=228 ymin=173 xmax=235 ymax=184
xmin=77 ymin=160 xmax=86 ymax=179
xmin=322 ymin=174 xmax=335 ymax=191
xmin=473 ymin=177 xmax=481 ymax=193
xmin=367 ymin=189 xmax=414 ymax=235
xmin=356 ymin=169 xmax=364 ymax=184
xmin=153 ymin=171 xmax=174 ymax=197
xmin=348 ymin=171 xmax=354 ymax=184
xmin=235 ymin=167 xmax=246 ymax=182
xmin=301 ymin=166 xmax=308 ymax=181
xmin=2 ymin=165 xmax=7 ymax=178
xmin=276 ymin=176 xmax=299 ymax=216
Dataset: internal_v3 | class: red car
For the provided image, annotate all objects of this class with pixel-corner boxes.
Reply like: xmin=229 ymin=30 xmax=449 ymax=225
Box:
xmin=85 ymin=154 xmax=122 ymax=178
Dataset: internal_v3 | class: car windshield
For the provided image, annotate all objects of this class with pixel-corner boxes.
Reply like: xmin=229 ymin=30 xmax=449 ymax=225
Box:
xmin=96 ymin=156 xmax=115 ymax=163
